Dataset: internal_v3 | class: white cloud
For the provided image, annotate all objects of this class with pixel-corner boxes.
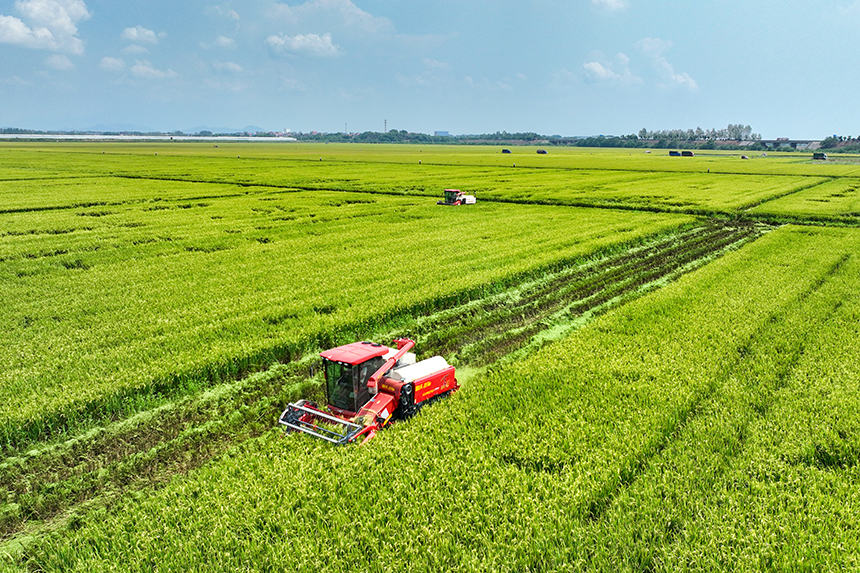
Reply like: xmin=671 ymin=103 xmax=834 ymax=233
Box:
xmin=396 ymin=73 xmax=433 ymax=87
xmin=204 ymin=78 xmax=245 ymax=92
xmin=0 ymin=0 xmax=90 ymax=54
xmin=583 ymin=61 xmax=616 ymax=81
xmin=270 ymin=0 xmax=393 ymax=35
xmin=130 ymin=60 xmax=178 ymax=79
xmin=212 ymin=60 xmax=243 ymax=73
xmin=0 ymin=75 xmax=29 ymax=86
xmin=423 ymin=58 xmax=448 ymax=69
xmin=122 ymin=44 xmax=148 ymax=54
xmin=592 ymin=0 xmax=629 ymax=11
xmin=201 ymin=35 xmax=235 ymax=49
xmin=634 ymin=37 xmax=697 ymax=90
xmin=121 ymin=26 xmax=164 ymax=44
xmin=99 ymin=56 xmax=125 ymax=71
xmin=45 ymin=53 xmax=73 ymax=69
xmin=206 ymin=6 xmax=240 ymax=22
xmin=464 ymin=76 xmax=512 ymax=91
xmin=266 ymin=32 xmax=339 ymax=56
xmin=583 ymin=52 xmax=641 ymax=84
xmin=635 ymin=37 xmax=672 ymax=57
xmin=215 ymin=35 xmax=234 ymax=48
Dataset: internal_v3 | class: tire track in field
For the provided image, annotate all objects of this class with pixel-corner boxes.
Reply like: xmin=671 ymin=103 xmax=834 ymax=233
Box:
xmin=0 ymin=219 xmax=768 ymax=546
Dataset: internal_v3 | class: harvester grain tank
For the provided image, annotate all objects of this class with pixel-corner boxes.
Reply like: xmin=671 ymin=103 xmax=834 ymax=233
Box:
xmin=279 ymin=339 xmax=458 ymax=444
xmin=437 ymin=189 xmax=476 ymax=206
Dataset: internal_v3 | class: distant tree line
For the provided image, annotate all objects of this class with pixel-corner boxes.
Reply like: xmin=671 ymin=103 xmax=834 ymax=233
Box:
xmin=819 ymin=135 xmax=860 ymax=152
xmin=295 ymin=124 xmax=767 ymax=150
xmin=292 ymin=130 xmax=546 ymax=144
xmin=637 ymin=124 xmax=762 ymax=142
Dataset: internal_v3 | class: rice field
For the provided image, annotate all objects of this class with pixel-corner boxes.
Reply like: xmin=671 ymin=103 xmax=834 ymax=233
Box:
xmin=2 ymin=142 xmax=859 ymax=572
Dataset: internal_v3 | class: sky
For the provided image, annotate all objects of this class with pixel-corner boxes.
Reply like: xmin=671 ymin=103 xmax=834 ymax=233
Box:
xmin=1 ymin=0 xmax=859 ymax=138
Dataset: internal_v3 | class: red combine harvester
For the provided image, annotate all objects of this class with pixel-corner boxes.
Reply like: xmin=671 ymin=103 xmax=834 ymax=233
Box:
xmin=279 ymin=338 xmax=458 ymax=445
xmin=437 ymin=189 xmax=476 ymax=206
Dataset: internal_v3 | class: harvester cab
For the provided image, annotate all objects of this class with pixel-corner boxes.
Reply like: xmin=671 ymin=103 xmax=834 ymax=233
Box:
xmin=437 ymin=189 xmax=476 ymax=206
xmin=279 ymin=338 xmax=458 ymax=445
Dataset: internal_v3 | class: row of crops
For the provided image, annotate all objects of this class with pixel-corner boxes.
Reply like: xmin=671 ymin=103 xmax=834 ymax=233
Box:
xmin=2 ymin=143 xmax=860 ymax=570
xmin=0 ymin=218 xmax=761 ymax=540
xmin=2 ymin=144 xmax=859 ymax=222
xmin=25 ymin=225 xmax=860 ymax=571
xmin=1 ymin=186 xmax=694 ymax=450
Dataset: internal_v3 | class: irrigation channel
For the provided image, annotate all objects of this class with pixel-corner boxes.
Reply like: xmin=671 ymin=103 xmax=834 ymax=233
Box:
xmin=0 ymin=217 xmax=769 ymax=549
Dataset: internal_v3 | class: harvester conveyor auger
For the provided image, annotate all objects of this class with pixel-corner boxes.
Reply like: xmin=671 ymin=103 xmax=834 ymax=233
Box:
xmin=278 ymin=338 xmax=458 ymax=445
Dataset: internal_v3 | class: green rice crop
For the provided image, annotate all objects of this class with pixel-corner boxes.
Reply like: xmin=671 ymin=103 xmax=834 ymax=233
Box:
xmin=4 ymin=142 xmax=860 ymax=177
xmin=0 ymin=186 xmax=690 ymax=448
xmin=0 ymin=143 xmax=839 ymax=216
xmin=5 ymin=142 xmax=860 ymax=571
xmin=749 ymin=177 xmax=860 ymax=223
xmin=27 ymin=226 xmax=860 ymax=572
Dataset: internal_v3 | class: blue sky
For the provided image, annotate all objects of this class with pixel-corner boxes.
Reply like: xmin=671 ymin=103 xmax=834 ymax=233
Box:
xmin=1 ymin=0 xmax=859 ymax=137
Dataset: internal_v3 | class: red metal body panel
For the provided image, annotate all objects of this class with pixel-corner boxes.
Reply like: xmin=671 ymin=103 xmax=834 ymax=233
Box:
xmin=377 ymin=377 xmax=406 ymax=402
xmin=356 ymin=392 xmax=397 ymax=426
xmin=320 ymin=341 xmax=391 ymax=365
xmin=412 ymin=365 xmax=458 ymax=404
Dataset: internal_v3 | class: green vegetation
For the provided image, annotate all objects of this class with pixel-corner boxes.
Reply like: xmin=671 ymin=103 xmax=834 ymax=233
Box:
xmin=1 ymin=188 xmax=689 ymax=450
xmin=2 ymin=142 xmax=860 ymax=571
xmin=749 ymin=177 xmax=860 ymax=223
xmin=27 ymin=226 xmax=860 ymax=572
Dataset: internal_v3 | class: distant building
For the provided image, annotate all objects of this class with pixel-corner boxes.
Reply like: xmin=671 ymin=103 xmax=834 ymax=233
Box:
xmin=434 ymin=131 xmax=449 ymax=136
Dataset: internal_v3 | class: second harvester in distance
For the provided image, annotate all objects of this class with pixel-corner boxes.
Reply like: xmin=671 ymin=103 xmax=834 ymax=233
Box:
xmin=437 ymin=189 xmax=476 ymax=206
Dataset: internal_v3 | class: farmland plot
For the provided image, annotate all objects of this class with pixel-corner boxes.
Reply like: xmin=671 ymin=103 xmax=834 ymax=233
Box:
xmin=0 ymin=144 xmax=838 ymax=216
xmin=4 ymin=142 xmax=860 ymax=178
xmin=0 ymin=177 xmax=279 ymax=213
xmin=0 ymin=218 xmax=760 ymax=547
xmin=3 ymin=142 xmax=860 ymax=572
xmin=27 ymin=226 xmax=860 ymax=572
xmin=0 ymin=187 xmax=692 ymax=448
xmin=748 ymin=177 xmax=860 ymax=223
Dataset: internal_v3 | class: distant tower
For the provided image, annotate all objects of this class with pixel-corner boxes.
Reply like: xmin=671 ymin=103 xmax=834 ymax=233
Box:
xmin=384 ymin=119 xmax=387 ymax=133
